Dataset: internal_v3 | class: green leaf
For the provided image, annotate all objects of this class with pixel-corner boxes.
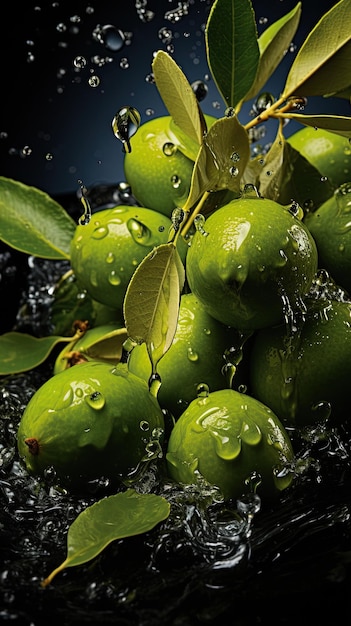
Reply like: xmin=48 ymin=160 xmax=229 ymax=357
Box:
xmin=244 ymin=2 xmax=302 ymax=102
xmin=183 ymin=115 xmax=250 ymax=211
xmin=0 ymin=177 xmax=76 ymax=259
xmin=205 ymin=0 xmax=260 ymax=110
xmin=0 ymin=332 xmax=74 ymax=375
xmin=282 ymin=0 xmax=351 ymax=99
xmin=281 ymin=113 xmax=351 ymax=138
xmin=41 ymin=489 xmax=171 ymax=587
xmin=123 ymin=243 xmax=185 ymax=371
xmin=253 ymin=126 xmax=334 ymax=207
xmin=152 ymin=50 xmax=204 ymax=146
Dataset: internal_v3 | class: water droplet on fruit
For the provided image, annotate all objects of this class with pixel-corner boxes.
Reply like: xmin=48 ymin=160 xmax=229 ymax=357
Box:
xmin=108 ymin=270 xmax=121 ymax=285
xmin=229 ymin=166 xmax=239 ymax=177
xmin=194 ymin=214 xmax=208 ymax=236
xmin=163 ymin=142 xmax=176 ymax=156
xmin=335 ymin=182 xmax=351 ymax=216
xmin=92 ymin=225 xmax=108 ymax=239
xmin=140 ymin=420 xmax=150 ymax=431
xmin=112 ymin=106 xmax=141 ymax=153
xmin=85 ymin=391 xmax=105 ymax=410
xmin=127 ymin=218 xmax=152 ymax=245
xmin=240 ymin=420 xmax=262 ymax=446
xmin=105 ymin=252 xmax=115 ymax=264
xmin=171 ymin=174 xmax=181 ymax=189
xmin=187 ymin=347 xmax=199 ymax=362
xmin=212 ymin=431 xmax=241 ymax=461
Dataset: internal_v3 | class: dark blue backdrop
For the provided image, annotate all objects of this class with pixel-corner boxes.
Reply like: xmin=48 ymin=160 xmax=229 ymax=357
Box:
xmin=1 ymin=0 xmax=349 ymax=198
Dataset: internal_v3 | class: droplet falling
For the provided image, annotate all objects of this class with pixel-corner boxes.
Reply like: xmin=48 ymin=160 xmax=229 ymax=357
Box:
xmin=78 ymin=180 xmax=92 ymax=225
xmin=112 ymin=106 xmax=141 ymax=153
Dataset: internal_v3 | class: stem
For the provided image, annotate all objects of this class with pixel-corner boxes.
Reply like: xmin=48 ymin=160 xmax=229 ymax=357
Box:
xmin=180 ymin=190 xmax=210 ymax=238
xmin=244 ymin=95 xmax=299 ymax=132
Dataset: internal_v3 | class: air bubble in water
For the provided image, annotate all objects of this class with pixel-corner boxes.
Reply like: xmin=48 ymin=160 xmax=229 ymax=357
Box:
xmin=112 ymin=106 xmax=141 ymax=153
xmin=191 ymin=80 xmax=208 ymax=102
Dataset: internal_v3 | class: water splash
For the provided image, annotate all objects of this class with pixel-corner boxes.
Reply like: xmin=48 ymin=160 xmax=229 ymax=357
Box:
xmin=78 ymin=180 xmax=92 ymax=225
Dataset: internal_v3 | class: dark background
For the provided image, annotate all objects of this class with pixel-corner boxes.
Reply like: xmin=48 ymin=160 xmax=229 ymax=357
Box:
xmin=1 ymin=0 xmax=350 ymax=199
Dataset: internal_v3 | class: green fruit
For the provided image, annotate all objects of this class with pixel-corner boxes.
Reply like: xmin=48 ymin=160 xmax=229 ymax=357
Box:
xmin=166 ymin=388 xmax=294 ymax=500
xmin=304 ymin=183 xmax=351 ymax=294
xmin=249 ymin=298 xmax=351 ymax=427
xmin=54 ymin=323 xmax=128 ymax=374
xmin=17 ymin=362 xmax=165 ymax=489
xmin=186 ymin=196 xmax=318 ymax=330
xmin=70 ymin=205 xmax=172 ymax=311
xmin=287 ymin=126 xmax=351 ymax=189
xmin=127 ymin=292 xmax=247 ymax=418
xmin=123 ymin=115 xmax=216 ymax=216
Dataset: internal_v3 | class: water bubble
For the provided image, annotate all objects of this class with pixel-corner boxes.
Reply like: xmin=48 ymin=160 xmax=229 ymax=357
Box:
xmin=127 ymin=218 xmax=152 ymax=245
xmin=100 ymin=25 xmax=125 ymax=51
xmin=88 ymin=75 xmax=100 ymax=87
xmin=229 ymin=166 xmax=239 ymax=177
xmin=112 ymin=106 xmax=141 ymax=153
xmin=108 ymin=271 xmax=121 ymax=286
xmin=73 ymin=55 xmax=87 ymax=69
xmin=191 ymin=80 xmax=208 ymax=102
xmin=194 ymin=214 xmax=208 ymax=236
xmin=85 ymin=391 xmax=105 ymax=410
xmin=171 ymin=174 xmax=181 ymax=189
xmin=196 ymin=383 xmax=210 ymax=398
xmin=140 ymin=420 xmax=150 ymax=431
xmin=253 ymin=92 xmax=275 ymax=115
xmin=163 ymin=142 xmax=177 ymax=156
xmin=158 ymin=26 xmax=173 ymax=44
xmin=164 ymin=2 xmax=189 ymax=23
xmin=187 ymin=347 xmax=199 ymax=362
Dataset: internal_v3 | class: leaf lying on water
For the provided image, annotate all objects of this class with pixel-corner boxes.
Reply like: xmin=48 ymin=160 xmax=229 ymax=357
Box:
xmin=0 ymin=177 xmax=76 ymax=259
xmin=123 ymin=243 xmax=185 ymax=372
xmin=41 ymin=489 xmax=171 ymax=587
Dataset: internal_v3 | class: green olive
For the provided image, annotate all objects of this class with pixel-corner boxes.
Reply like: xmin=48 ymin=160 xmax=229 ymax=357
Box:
xmin=17 ymin=362 xmax=165 ymax=490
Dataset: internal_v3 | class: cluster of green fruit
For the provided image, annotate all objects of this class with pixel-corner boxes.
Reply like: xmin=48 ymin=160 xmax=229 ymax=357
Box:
xmin=10 ymin=0 xmax=351 ymax=506
xmin=17 ymin=112 xmax=351 ymax=501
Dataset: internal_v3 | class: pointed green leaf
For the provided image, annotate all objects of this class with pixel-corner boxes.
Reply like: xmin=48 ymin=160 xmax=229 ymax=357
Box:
xmin=183 ymin=115 xmax=250 ymax=212
xmin=152 ymin=50 xmax=204 ymax=146
xmin=324 ymin=85 xmax=351 ymax=100
xmin=255 ymin=126 xmax=334 ymax=207
xmin=0 ymin=332 xmax=73 ymax=375
xmin=0 ymin=177 xmax=76 ymax=259
xmin=281 ymin=113 xmax=351 ymax=138
xmin=283 ymin=0 xmax=351 ymax=99
xmin=41 ymin=489 xmax=171 ymax=587
xmin=123 ymin=243 xmax=185 ymax=370
xmin=205 ymin=0 xmax=260 ymax=110
xmin=244 ymin=2 xmax=302 ymax=101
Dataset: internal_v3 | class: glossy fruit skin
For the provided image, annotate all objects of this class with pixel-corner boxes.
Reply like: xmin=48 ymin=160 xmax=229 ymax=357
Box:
xmin=69 ymin=205 xmax=172 ymax=311
xmin=17 ymin=362 xmax=165 ymax=489
xmin=304 ymin=184 xmax=351 ymax=294
xmin=166 ymin=388 xmax=294 ymax=500
xmin=249 ymin=299 xmax=351 ymax=427
xmin=186 ymin=197 xmax=318 ymax=330
xmin=287 ymin=126 xmax=351 ymax=189
xmin=127 ymin=292 xmax=247 ymax=418
xmin=123 ymin=115 xmax=217 ymax=217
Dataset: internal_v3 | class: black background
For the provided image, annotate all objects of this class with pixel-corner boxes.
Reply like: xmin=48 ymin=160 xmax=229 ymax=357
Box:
xmin=1 ymin=0 xmax=350 ymax=198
